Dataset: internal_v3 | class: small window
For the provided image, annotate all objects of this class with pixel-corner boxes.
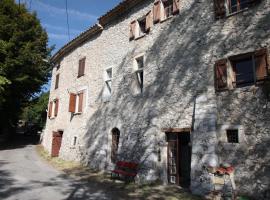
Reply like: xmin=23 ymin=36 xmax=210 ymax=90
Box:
xmin=135 ymin=56 xmax=144 ymax=93
xmin=138 ymin=17 xmax=147 ymax=37
xmin=78 ymin=58 xmax=85 ymax=78
xmin=55 ymin=74 xmax=59 ymax=89
xmin=226 ymin=129 xmax=239 ymax=143
xmin=228 ymin=0 xmax=249 ymax=14
xmin=73 ymin=136 xmax=77 ymax=146
xmin=163 ymin=0 xmax=174 ymax=18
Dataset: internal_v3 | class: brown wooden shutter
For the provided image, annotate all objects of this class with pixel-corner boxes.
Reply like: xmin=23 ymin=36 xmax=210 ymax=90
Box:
xmin=111 ymin=131 xmax=120 ymax=163
xmin=145 ymin=11 xmax=153 ymax=32
xmin=48 ymin=101 xmax=53 ymax=118
xmin=173 ymin=0 xmax=180 ymax=14
xmin=255 ymin=48 xmax=269 ymax=82
xmin=153 ymin=0 xmax=161 ymax=23
xmin=78 ymin=92 xmax=84 ymax=113
xmin=129 ymin=20 xmax=136 ymax=40
xmin=69 ymin=93 xmax=76 ymax=113
xmin=54 ymin=99 xmax=59 ymax=117
xmin=215 ymin=59 xmax=228 ymax=90
xmin=213 ymin=0 xmax=226 ymax=19
xmin=55 ymin=74 xmax=59 ymax=89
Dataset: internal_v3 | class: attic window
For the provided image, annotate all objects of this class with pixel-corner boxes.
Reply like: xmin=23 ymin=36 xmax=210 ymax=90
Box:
xmin=163 ymin=0 xmax=174 ymax=18
xmin=138 ymin=17 xmax=147 ymax=36
xmin=226 ymin=129 xmax=239 ymax=143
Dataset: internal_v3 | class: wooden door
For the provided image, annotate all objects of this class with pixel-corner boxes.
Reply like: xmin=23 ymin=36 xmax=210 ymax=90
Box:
xmin=51 ymin=131 xmax=63 ymax=157
xmin=167 ymin=132 xmax=191 ymax=187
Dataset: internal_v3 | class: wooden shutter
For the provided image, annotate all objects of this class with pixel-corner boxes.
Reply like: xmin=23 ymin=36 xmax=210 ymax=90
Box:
xmin=145 ymin=11 xmax=153 ymax=32
xmin=129 ymin=20 xmax=137 ymax=40
xmin=48 ymin=101 xmax=53 ymax=118
xmin=213 ymin=0 xmax=226 ymax=19
xmin=173 ymin=0 xmax=180 ymax=14
xmin=54 ymin=99 xmax=59 ymax=117
xmin=78 ymin=92 xmax=84 ymax=113
xmin=69 ymin=93 xmax=76 ymax=113
xmin=55 ymin=74 xmax=59 ymax=89
xmin=111 ymin=132 xmax=120 ymax=163
xmin=255 ymin=48 xmax=269 ymax=82
xmin=215 ymin=59 xmax=228 ymax=90
xmin=153 ymin=0 xmax=161 ymax=23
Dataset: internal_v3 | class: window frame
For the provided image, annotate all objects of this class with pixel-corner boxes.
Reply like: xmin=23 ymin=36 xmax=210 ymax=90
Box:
xmin=78 ymin=57 xmax=86 ymax=78
xmin=226 ymin=0 xmax=249 ymax=15
xmin=55 ymin=74 xmax=60 ymax=90
xmin=134 ymin=55 xmax=145 ymax=94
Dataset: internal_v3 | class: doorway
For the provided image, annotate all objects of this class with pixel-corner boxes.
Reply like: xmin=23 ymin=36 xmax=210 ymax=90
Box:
xmin=166 ymin=132 xmax=191 ymax=187
xmin=51 ymin=131 xmax=63 ymax=157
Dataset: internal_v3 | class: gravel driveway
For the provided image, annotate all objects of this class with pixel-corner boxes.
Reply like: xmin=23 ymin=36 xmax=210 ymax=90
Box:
xmin=0 ymin=141 xmax=113 ymax=200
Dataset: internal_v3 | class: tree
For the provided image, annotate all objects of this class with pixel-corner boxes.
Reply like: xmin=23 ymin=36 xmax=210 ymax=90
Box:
xmin=0 ymin=0 xmax=51 ymax=134
xmin=21 ymin=92 xmax=49 ymax=132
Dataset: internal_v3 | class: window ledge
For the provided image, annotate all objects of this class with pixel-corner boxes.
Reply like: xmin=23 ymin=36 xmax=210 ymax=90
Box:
xmin=226 ymin=8 xmax=248 ymax=18
xmin=77 ymin=74 xmax=85 ymax=78
xmin=70 ymin=146 xmax=76 ymax=149
xmin=50 ymin=117 xmax=55 ymax=120
xmin=160 ymin=16 xmax=173 ymax=23
xmin=135 ymin=34 xmax=146 ymax=40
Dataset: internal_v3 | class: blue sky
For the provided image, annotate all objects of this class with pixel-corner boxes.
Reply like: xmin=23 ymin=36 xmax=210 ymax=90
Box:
xmin=16 ymin=0 xmax=122 ymax=92
xmin=18 ymin=0 xmax=122 ymax=54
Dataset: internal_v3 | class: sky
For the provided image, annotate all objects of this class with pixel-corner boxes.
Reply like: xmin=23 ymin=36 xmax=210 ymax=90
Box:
xmin=17 ymin=0 xmax=122 ymax=54
xmin=16 ymin=0 xmax=122 ymax=92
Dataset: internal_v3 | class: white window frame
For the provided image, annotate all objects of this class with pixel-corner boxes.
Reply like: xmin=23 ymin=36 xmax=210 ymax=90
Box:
xmin=134 ymin=54 xmax=145 ymax=93
xmin=74 ymin=86 xmax=88 ymax=114
xmin=105 ymin=67 xmax=113 ymax=94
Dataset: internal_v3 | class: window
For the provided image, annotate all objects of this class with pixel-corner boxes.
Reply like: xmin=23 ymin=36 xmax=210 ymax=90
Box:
xmin=135 ymin=56 xmax=144 ymax=93
xmin=163 ymin=0 xmax=174 ymax=18
xmin=129 ymin=11 xmax=152 ymax=40
xmin=105 ymin=68 xmax=112 ymax=94
xmin=73 ymin=136 xmax=77 ymax=146
xmin=153 ymin=0 xmax=179 ymax=23
xmin=213 ymin=0 xmax=261 ymax=19
xmin=232 ymin=56 xmax=254 ymax=87
xmin=215 ymin=48 xmax=269 ymax=91
xmin=48 ymin=99 xmax=59 ymax=119
xmin=111 ymin=128 xmax=120 ymax=163
xmin=68 ymin=91 xmax=84 ymax=114
xmin=226 ymin=129 xmax=239 ymax=143
xmin=138 ymin=17 xmax=147 ymax=37
xmin=78 ymin=57 xmax=85 ymax=78
xmin=55 ymin=74 xmax=59 ymax=89
xmin=227 ymin=0 xmax=249 ymax=14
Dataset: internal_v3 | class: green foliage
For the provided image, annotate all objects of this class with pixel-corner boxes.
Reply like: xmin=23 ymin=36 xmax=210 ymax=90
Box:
xmin=0 ymin=0 xmax=51 ymax=134
xmin=21 ymin=92 xmax=49 ymax=130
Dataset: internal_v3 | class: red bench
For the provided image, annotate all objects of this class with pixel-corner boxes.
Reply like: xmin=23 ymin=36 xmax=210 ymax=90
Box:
xmin=111 ymin=161 xmax=138 ymax=182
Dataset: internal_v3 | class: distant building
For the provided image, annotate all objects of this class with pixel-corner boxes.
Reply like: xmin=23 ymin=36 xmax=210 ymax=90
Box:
xmin=42 ymin=0 xmax=270 ymax=198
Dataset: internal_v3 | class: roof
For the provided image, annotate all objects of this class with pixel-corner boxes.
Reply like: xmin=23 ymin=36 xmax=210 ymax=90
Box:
xmin=51 ymin=0 xmax=146 ymax=63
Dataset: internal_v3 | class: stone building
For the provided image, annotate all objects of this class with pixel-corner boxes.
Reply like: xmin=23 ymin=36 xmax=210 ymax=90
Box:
xmin=41 ymin=0 xmax=270 ymax=198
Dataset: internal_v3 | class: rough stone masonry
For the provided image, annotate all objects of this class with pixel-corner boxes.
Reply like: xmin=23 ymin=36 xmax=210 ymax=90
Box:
xmin=42 ymin=0 xmax=270 ymax=198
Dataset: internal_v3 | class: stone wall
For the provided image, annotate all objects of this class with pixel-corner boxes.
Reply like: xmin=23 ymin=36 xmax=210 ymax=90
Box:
xmin=42 ymin=0 xmax=270 ymax=198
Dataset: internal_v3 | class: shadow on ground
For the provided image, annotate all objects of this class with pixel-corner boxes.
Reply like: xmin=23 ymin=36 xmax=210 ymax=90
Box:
xmin=0 ymin=134 xmax=40 ymax=150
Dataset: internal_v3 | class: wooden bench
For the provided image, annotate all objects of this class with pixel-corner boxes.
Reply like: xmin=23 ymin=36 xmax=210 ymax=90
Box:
xmin=111 ymin=161 xmax=138 ymax=182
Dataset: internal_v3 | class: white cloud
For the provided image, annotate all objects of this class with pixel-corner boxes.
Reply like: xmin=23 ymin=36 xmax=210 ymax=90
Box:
xmin=35 ymin=1 xmax=97 ymax=21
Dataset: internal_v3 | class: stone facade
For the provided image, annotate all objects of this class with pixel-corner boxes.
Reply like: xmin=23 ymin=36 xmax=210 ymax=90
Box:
xmin=42 ymin=0 xmax=270 ymax=198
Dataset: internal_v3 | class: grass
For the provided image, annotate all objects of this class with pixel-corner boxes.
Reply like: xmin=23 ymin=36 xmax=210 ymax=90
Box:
xmin=36 ymin=144 xmax=81 ymax=170
xmin=36 ymin=144 xmax=202 ymax=200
